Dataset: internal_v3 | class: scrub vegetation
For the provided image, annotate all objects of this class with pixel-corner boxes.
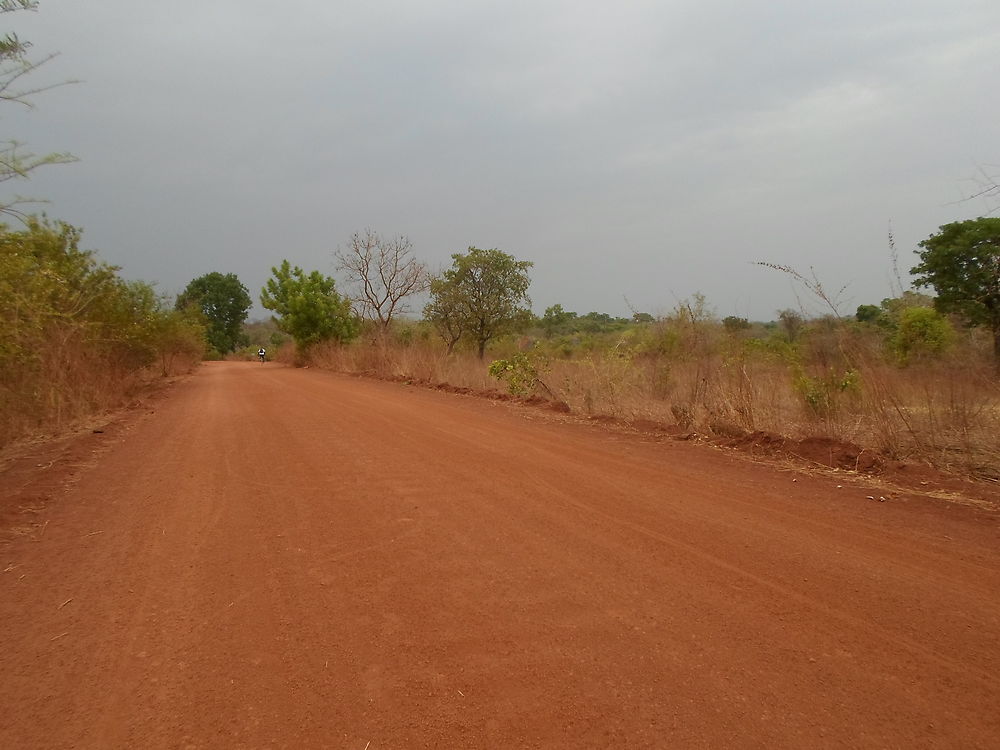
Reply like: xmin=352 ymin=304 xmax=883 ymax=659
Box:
xmin=0 ymin=219 xmax=205 ymax=445
xmin=297 ymin=220 xmax=1000 ymax=481
xmin=306 ymin=290 xmax=999 ymax=480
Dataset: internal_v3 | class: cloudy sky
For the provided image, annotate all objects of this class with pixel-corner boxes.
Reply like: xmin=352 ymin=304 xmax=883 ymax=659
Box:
xmin=8 ymin=1 xmax=1000 ymax=321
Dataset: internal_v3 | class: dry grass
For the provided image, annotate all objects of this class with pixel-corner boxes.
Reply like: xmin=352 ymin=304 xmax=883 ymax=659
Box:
xmin=1 ymin=337 xmax=200 ymax=448
xmin=306 ymin=331 xmax=1000 ymax=480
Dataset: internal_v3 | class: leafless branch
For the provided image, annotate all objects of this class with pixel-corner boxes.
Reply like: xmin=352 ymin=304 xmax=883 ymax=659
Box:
xmin=949 ymin=164 xmax=1000 ymax=215
xmin=334 ymin=228 xmax=430 ymax=330
xmin=755 ymin=262 xmax=849 ymax=319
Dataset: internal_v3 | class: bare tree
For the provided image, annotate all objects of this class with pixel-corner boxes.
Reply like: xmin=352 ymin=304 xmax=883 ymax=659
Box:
xmin=334 ymin=228 xmax=429 ymax=332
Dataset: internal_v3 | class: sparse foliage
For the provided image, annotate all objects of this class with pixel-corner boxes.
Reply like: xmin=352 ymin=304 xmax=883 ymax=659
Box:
xmin=1 ymin=0 xmax=77 ymax=219
xmin=334 ymin=228 xmax=429 ymax=332
xmin=777 ymin=309 xmax=804 ymax=342
xmin=489 ymin=347 xmax=552 ymax=397
xmin=756 ymin=262 xmax=848 ymax=319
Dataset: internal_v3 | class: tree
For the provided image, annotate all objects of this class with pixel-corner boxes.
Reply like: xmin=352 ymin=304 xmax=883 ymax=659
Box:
xmin=855 ymin=292 xmax=934 ymax=329
xmin=1 ymin=1 xmax=77 ymax=219
xmin=260 ymin=260 xmax=357 ymax=355
xmin=912 ymin=218 xmax=1000 ymax=371
xmin=423 ymin=247 xmax=533 ymax=359
xmin=540 ymin=304 xmax=576 ymax=338
xmin=855 ymin=304 xmax=884 ymax=326
xmin=175 ymin=272 xmax=251 ymax=355
xmin=777 ymin=309 xmax=804 ymax=342
xmin=423 ymin=277 xmax=465 ymax=354
xmin=334 ymin=228 xmax=429 ymax=332
xmin=722 ymin=315 xmax=751 ymax=334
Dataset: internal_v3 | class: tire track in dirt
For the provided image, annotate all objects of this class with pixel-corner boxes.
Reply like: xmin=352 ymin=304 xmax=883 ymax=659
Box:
xmin=2 ymin=362 xmax=999 ymax=749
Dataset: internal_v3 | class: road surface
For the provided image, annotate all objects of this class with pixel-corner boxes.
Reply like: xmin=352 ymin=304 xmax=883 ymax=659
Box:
xmin=2 ymin=361 xmax=999 ymax=749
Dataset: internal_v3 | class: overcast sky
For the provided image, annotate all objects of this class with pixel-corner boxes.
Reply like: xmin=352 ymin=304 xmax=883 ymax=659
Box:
xmin=8 ymin=1 xmax=1000 ymax=321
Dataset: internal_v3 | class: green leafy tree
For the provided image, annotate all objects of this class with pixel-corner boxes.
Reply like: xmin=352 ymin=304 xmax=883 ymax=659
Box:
xmin=912 ymin=218 xmax=1000 ymax=370
xmin=540 ymin=303 xmax=577 ymax=338
xmin=424 ymin=247 xmax=533 ymax=359
xmin=176 ymin=272 xmax=252 ymax=355
xmin=260 ymin=260 xmax=357 ymax=355
xmin=855 ymin=304 xmax=885 ymax=326
xmin=1 ymin=1 xmax=77 ymax=219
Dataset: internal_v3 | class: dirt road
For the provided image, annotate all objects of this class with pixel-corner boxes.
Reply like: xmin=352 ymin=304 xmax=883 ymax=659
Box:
xmin=2 ymin=362 xmax=999 ymax=749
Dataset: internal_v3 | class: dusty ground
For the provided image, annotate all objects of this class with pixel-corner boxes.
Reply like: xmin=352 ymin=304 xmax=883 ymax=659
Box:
xmin=1 ymin=361 xmax=998 ymax=749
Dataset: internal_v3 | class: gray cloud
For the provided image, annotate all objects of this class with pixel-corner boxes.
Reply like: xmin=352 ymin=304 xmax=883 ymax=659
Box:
xmin=9 ymin=0 xmax=1000 ymax=320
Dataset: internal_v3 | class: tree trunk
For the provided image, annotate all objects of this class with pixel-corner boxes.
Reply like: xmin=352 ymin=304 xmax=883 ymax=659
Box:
xmin=477 ymin=340 xmax=486 ymax=360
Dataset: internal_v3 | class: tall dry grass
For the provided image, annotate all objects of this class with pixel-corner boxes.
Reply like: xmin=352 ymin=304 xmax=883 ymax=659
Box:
xmin=1 ymin=333 xmax=202 ymax=447
xmin=305 ymin=323 xmax=1000 ymax=480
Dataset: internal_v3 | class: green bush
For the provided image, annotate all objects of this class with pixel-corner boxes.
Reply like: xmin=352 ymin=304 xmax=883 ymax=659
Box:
xmin=489 ymin=348 xmax=550 ymax=396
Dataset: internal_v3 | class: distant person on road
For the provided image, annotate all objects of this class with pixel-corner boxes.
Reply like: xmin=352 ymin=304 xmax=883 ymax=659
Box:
xmin=258 ymin=348 xmax=266 ymax=363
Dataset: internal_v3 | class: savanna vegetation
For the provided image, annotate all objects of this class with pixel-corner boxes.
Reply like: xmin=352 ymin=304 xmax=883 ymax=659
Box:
xmin=4 ymin=2 xmax=997 ymax=483
xmin=0 ymin=219 xmax=205 ymax=445
xmin=300 ymin=223 xmax=1000 ymax=481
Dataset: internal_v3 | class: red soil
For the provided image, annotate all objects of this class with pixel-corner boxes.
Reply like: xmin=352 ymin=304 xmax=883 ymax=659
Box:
xmin=2 ymin=361 xmax=998 ymax=748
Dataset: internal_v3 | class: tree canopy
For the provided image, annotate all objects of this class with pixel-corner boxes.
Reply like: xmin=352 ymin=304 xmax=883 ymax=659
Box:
xmin=912 ymin=217 xmax=1000 ymax=370
xmin=424 ymin=247 xmax=533 ymax=359
xmin=176 ymin=272 xmax=251 ymax=355
xmin=260 ymin=260 xmax=357 ymax=355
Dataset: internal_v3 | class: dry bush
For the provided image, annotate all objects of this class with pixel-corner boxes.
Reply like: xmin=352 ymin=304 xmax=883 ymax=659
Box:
xmin=0 ymin=219 xmax=204 ymax=447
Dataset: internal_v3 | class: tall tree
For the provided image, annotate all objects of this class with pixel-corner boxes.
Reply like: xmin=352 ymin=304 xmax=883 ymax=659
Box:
xmin=912 ymin=217 xmax=1000 ymax=371
xmin=334 ymin=228 xmax=429 ymax=332
xmin=260 ymin=260 xmax=357 ymax=355
xmin=424 ymin=247 xmax=533 ymax=359
xmin=176 ymin=272 xmax=252 ymax=355
xmin=1 ymin=0 xmax=77 ymax=219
